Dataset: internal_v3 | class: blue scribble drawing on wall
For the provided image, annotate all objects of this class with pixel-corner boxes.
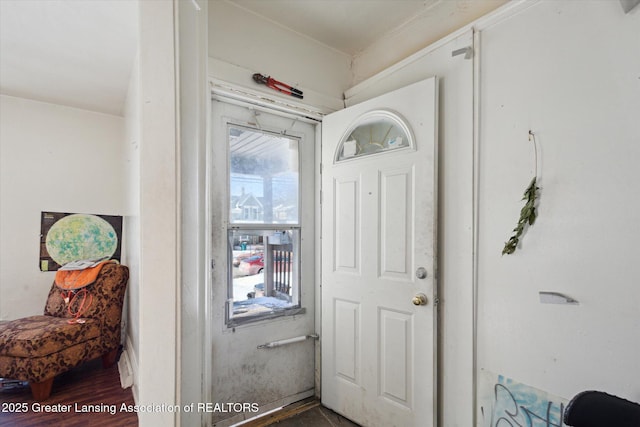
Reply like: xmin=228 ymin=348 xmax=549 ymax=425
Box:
xmin=491 ymin=375 xmax=568 ymax=427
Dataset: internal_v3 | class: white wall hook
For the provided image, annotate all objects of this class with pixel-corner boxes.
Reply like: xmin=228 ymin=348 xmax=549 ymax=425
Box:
xmin=451 ymin=46 xmax=473 ymax=59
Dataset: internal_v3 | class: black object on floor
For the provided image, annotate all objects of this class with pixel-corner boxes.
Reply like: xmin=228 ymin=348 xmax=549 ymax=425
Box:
xmin=564 ymin=390 xmax=640 ymax=427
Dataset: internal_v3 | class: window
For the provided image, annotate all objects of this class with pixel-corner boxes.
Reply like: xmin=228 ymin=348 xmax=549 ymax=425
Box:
xmin=229 ymin=126 xmax=299 ymax=225
xmin=335 ymin=110 xmax=413 ymax=162
xmin=227 ymin=125 xmax=302 ymax=325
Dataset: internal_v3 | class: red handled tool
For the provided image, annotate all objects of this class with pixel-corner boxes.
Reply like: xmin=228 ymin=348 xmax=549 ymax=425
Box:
xmin=253 ymin=73 xmax=303 ymax=99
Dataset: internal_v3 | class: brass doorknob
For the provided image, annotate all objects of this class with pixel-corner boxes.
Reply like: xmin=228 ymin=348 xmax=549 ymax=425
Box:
xmin=412 ymin=293 xmax=428 ymax=306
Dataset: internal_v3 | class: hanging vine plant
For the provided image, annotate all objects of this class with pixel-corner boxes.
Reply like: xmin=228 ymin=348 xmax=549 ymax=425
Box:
xmin=502 ymin=131 xmax=540 ymax=255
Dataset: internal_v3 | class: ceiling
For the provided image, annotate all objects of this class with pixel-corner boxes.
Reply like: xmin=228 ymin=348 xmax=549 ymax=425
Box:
xmin=0 ymin=0 xmax=503 ymax=117
xmin=0 ymin=0 xmax=138 ymax=116
xmin=229 ymin=0 xmax=442 ymax=56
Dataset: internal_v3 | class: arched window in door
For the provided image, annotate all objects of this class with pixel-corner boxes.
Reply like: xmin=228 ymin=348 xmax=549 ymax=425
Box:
xmin=335 ymin=110 xmax=414 ymax=162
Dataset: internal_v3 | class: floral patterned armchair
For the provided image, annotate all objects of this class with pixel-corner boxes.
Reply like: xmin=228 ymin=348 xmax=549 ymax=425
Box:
xmin=0 ymin=263 xmax=128 ymax=400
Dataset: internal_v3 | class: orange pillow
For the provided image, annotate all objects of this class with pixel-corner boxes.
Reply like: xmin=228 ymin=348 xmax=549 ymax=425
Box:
xmin=54 ymin=260 xmax=112 ymax=290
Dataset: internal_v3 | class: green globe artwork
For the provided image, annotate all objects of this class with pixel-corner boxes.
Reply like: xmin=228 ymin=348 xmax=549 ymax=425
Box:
xmin=45 ymin=214 xmax=118 ymax=266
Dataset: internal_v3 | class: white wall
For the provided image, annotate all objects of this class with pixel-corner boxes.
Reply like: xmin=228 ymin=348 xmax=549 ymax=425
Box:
xmin=122 ymin=43 xmax=141 ymax=401
xmin=117 ymin=5 xmax=179 ymax=424
xmin=476 ymin=0 xmax=640 ymax=405
xmin=0 ymin=95 xmax=125 ymax=320
xmin=351 ymin=0 xmax=506 ymax=85
xmin=208 ymin=0 xmax=351 ymax=112
xmin=177 ymin=0 xmax=209 ymax=426
xmin=135 ymin=1 xmax=178 ymax=425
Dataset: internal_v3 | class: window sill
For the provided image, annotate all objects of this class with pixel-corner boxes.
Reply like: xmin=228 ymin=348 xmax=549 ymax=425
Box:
xmin=227 ymin=306 xmax=306 ymax=328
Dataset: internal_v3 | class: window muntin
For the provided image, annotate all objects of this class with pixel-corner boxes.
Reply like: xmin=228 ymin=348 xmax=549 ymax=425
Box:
xmin=335 ymin=110 xmax=413 ymax=162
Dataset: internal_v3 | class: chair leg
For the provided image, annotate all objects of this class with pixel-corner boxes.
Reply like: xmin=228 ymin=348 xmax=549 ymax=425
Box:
xmin=30 ymin=377 xmax=54 ymax=401
xmin=102 ymin=348 xmax=119 ymax=368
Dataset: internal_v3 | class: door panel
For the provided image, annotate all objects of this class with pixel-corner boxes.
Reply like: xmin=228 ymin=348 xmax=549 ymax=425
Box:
xmin=334 ymin=176 xmax=360 ymax=272
xmin=380 ymin=167 xmax=413 ymax=278
xmin=321 ymin=78 xmax=438 ymax=427
xmin=379 ymin=308 xmax=412 ymax=406
xmin=210 ymin=100 xmax=316 ymax=426
xmin=334 ymin=298 xmax=360 ymax=383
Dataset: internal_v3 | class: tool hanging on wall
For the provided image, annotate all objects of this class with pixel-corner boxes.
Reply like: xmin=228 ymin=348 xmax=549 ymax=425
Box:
xmin=252 ymin=73 xmax=303 ymax=99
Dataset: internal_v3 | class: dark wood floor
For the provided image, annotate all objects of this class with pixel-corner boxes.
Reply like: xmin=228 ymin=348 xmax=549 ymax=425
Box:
xmin=0 ymin=358 xmax=137 ymax=427
xmin=2 ymin=362 xmax=358 ymax=427
xmin=271 ymin=406 xmax=359 ymax=427
xmin=241 ymin=398 xmax=359 ymax=427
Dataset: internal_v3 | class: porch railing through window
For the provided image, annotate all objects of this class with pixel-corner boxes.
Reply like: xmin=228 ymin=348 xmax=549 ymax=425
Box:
xmin=272 ymin=245 xmax=293 ymax=296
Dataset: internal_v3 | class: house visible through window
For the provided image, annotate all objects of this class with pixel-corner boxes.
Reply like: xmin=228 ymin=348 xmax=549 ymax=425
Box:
xmin=227 ymin=125 xmax=301 ymax=325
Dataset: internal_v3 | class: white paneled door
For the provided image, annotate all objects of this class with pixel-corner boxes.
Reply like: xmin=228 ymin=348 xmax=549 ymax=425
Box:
xmin=321 ymin=78 xmax=438 ymax=427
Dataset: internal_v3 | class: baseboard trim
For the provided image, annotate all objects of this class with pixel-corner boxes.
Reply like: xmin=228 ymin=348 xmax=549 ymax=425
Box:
xmin=121 ymin=335 xmax=139 ymax=403
xmin=117 ymin=346 xmax=134 ymax=389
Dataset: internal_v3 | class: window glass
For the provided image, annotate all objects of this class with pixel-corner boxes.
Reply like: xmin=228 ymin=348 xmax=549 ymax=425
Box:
xmin=335 ymin=111 xmax=412 ymax=162
xmin=229 ymin=126 xmax=299 ymax=224
xmin=228 ymin=229 xmax=300 ymax=324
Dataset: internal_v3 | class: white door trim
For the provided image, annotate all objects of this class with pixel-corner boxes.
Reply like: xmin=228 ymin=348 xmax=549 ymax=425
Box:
xmin=210 ymin=78 xmax=325 ymax=123
xmin=202 ymin=82 xmax=325 ymax=424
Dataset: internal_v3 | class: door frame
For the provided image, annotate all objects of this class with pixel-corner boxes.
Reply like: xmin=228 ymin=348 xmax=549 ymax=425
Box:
xmin=202 ymin=85 xmax=324 ymax=426
xmin=202 ymin=79 xmax=441 ymax=426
